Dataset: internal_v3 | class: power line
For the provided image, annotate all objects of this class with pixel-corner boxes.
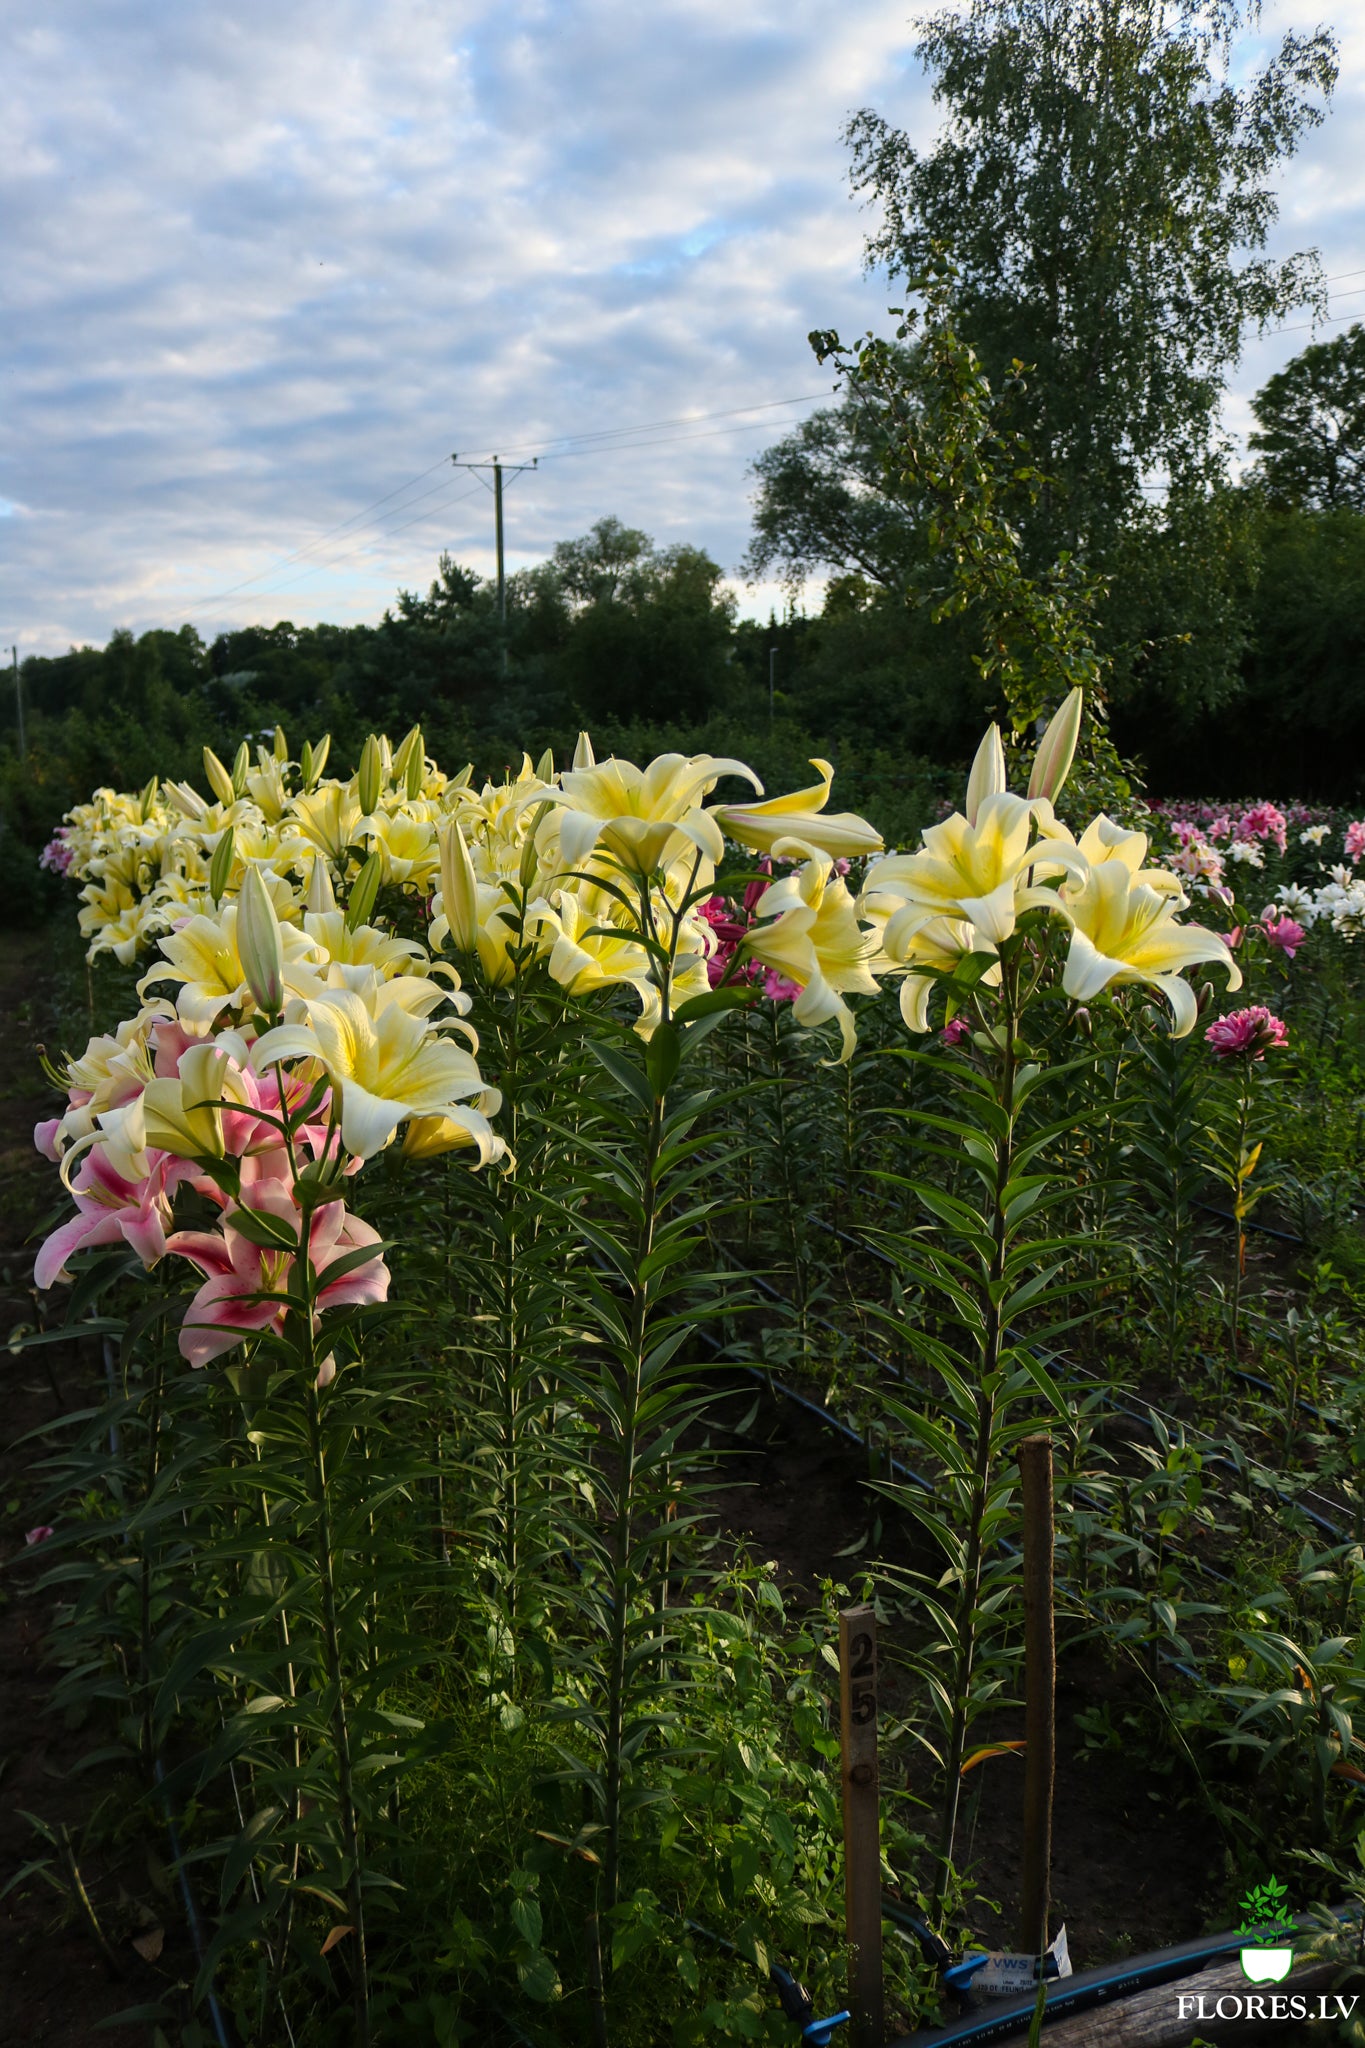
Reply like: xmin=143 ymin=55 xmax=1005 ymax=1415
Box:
xmin=191 ymin=397 xmax=832 ymax=613
xmin=455 ymin=389 xmax=832 ymax=464
xmin=203 ymin=451 xmax=461 ymax=601
xmin=189 ymin=390 xmax=834 ymax=609
xmin=200 ymin=481 xmax=489 ymax=608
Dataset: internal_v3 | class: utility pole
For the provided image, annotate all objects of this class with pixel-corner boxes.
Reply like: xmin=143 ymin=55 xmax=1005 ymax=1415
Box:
xmin=449 ymin=453 xmax=539 ymax=634
xmin=493 ymin=461 xmax=506 ymax=624
xmin=11 ymin=646 xmax=23 ymax=761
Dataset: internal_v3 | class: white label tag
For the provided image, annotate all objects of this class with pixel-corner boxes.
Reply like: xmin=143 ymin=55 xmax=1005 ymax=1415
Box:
xmin=972 ymin=1924 xmax=1072 ymax=1997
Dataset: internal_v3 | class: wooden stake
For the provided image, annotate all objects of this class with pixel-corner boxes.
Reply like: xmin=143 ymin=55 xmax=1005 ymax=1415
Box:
xmin=1018 ymin=1434 xmax=1056 ymax=1961
xmin=839 ymin=1604 xmax=884 ymax=2048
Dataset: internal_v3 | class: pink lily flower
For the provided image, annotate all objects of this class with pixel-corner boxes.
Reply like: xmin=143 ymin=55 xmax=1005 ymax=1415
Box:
xmin=1261 ymin=914 xmax=1306 ymax=960
xmin=34 ymin=1145 xmax=186 ymax=1290
xmin=166 ymin=1181 xmax=390 ymax=1368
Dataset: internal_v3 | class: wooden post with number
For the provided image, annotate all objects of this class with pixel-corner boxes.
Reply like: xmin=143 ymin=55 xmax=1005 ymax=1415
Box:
xmin=839 ymin=1604 xmax=883 ymax=2048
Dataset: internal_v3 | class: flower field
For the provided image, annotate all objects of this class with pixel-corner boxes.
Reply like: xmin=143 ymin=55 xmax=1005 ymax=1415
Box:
xmin=9 ymin=701 xmax=1365 ymax=2047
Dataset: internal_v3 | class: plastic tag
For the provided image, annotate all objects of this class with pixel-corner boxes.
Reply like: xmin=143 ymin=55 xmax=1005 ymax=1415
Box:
xmin=971 ymin=1925 xmax=1071 ymax=1997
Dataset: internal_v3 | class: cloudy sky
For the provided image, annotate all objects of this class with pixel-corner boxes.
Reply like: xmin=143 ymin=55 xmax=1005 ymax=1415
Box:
xmin=3 ymin=0 xmax=1363 ymax=656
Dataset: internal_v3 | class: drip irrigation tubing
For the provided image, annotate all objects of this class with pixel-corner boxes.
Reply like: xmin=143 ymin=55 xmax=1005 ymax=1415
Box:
xmin=154 ymin=1759 xmax=234 ymax=2048
xmin=805 ymin=1207 xmax=1350 ymax=1541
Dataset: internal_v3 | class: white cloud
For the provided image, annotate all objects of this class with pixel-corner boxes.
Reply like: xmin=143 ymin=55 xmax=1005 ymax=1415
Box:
xmin=0 ymin=0 xmax=1361 ymax=652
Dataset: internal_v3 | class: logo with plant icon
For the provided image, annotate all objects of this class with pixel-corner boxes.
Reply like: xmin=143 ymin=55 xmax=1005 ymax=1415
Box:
xmin=1238 ymin=1876 xmax=1295 ymax=1984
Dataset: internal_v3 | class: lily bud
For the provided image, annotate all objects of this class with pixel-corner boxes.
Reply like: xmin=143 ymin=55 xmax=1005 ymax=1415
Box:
xmin=573 ymin=730 xmax=596 ymax=769
xmin=231 ymin=740 xmax=250 ymax=797
xmin=392 ymin=723 xmax=423 ymax=791
xmin=208 ymin=825 xmax=236 ymax=907
xmin=237 ymin=864 xmax=285 ymax=1016
xmin=301 ymin=733 xmax=331 ymax=790
xmin=357 ymin=734 xmax=382 ymax=818
xmin=203 ymin=747 xmax=236 ymax=808
xmin=305 ymin=855 xmax=337 ymax=914
xmin=536 ymin=746 xmax=555 ymax=781
xmin=138 ymin=775 xmax=159 ymax=823
xmin=964 ymin=723 xmax=1007 ymax=825
xmin=1027 ymin=687 xmax=1084 ymax=803
xmin=345 ymin=850 xmax=383 ymax=933
xmin=438 ymin=819 xmax=479 ymax=951
xmin=165 ymin=779 xmax=207 ymax=821
xmin=273 ymin=723 xmax=289 ymax=764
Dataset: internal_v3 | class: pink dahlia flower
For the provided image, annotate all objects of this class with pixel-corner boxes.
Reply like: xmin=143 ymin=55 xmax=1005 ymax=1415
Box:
xmin=1205 ymin=1006 xmax=1288 ymax=1062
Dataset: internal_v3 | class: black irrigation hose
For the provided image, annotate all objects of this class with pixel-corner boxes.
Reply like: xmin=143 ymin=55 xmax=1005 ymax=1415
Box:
xmin=886 ymin=1910 xmax=1356 ymax=2048
xmin=1193 ymin=1198 xmax=1305 ymax=1245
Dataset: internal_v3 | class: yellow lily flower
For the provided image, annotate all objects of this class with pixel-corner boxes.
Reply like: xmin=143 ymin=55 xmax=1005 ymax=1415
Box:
xmin=364 ymin=808 xmax=440 ymax=889
xmin=544 ymin=886 xmax=661 ymax=1022
xmin=253 ymin=986 xmax=501 ymax=1161
xmin=141 ymin=1039 xmax=254 ymax=1160
xmin=288 ymin=784 xmax=361 ymax=862
xmin=1060 ymin=858 xmax=1241 ymax=1035
xmin=870 ymin=910 xmax=994 ymax=1034
xmin=245 ymin=749 xmax=290 ymax=823
xmin=302 ymin=910 xmax=429 ymax=980
xmin=139 ymin=904 xmax=325 ymax=1026
xmin=861 ymin=793 xmax=1079 ymax=946
xmin=742 ymin=857 xmax=882 ymax=1061
xmin=79 ymin=881 xmax=168 ymax=965
xmin=548 ymin=751 xmax=761 ymax=878
xmin=709 ymin=759 xmax=883 ymax=860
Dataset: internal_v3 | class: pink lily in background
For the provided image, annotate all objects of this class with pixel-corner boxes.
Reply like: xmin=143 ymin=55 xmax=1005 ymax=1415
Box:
xmin=1261 ymin=914 xmax=1306 ymax=960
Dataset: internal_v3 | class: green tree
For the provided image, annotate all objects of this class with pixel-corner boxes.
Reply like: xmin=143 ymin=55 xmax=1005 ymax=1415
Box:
xmin=742 ymin=372 xmax=925 ymax=597
xmin=846 ymin=0 xmax=1337 ymax=563
xmin=548 ymin=518 xmax=737 ymax=723
xmin=1249 ymin=323 xmax=1365 ymax=510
